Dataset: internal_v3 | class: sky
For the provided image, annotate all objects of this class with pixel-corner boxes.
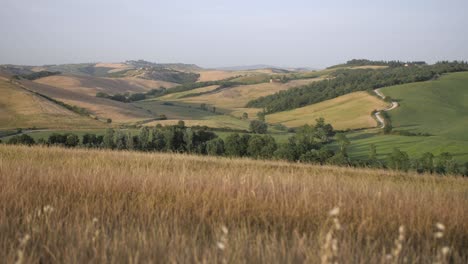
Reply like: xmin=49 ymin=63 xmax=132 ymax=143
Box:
xmin=1 ymin=0 xmax=467 ymax=68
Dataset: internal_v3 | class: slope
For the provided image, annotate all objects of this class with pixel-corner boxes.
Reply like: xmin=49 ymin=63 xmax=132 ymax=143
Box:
xmin=0 ymin=79 xmax=103 ymax=129
xmin=266 ymin=91 xmax=388 ymax=130
xmin=346 ymin=72 xmax=468 ymax=162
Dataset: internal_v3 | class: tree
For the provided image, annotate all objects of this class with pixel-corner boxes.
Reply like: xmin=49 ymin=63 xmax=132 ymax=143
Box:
xmin=242 ymin=112 xmax=249 ymax=120
xmin=314 ymin=118 xmax=335 ymax=143
xmin=7 ymin=134 xmax=35 ymax=145
xmin=114 ymin=131 xmax=128 ymax=150
xmin=83 ymin=133 xmax=98 ymax=147
xmin=435 ymin=152 xmax=458 ymax=175
xmin=48 ymin=133 xmax=67 ymax=145
xmin=250 ymin=120 xmax=268 ymax=134
xmin=387 ymin=148 xmax=410 ymax=171
xmin=177 ymin=120 xmax=186 ymax=128
xmin=206 ymin=138 xmax=225 ymax=156
xmin=419 ymin=152 xmax=434 ymax=173
xmin=107 ymin=118 xmax=112 ymax=124
xmin=247 ymin=135 xmax=277 ymax=159
xmin=65 ymin=134 xmax=79 ymax=147
xmin=335 ymin=133 xmax=350 ymax=154
xmin=257 ymin=111 xmax=266 ymax=121
xmin=128 ymin=93 xmax=146 ymax=102
xmin=139 ymin=127 xmax=150 ymax=150
xmin=103 ymin=128 xmax=115 ymax=149
xmin=224 ymin=133 xmax=240 ymax=156
xmin=183 ymin=128 xmax=194 ymax=152
xmin=151 ymin=129 xmax=166 ymax=151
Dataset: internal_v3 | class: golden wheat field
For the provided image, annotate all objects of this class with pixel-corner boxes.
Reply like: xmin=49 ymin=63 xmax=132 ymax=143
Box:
xmin=1 ymin=145 xmax=467 ymax=263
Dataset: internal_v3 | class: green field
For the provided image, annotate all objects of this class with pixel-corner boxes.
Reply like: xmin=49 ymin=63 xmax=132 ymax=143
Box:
xmin=345 ymin=72 xmax=468 ymax=162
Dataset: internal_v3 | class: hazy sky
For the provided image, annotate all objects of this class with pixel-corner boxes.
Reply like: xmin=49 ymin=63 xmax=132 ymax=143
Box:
xmin=1 ymin=0 xmax=467 ymax=68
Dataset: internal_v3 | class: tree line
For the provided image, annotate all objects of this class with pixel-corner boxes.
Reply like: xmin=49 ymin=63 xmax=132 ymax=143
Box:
xmin=4 ymin=118 xmax=467 ymax=176
xmin=327 ymin=59 xmax=427 ymax=69
xmin=247 ymin=61 xmax=468 ymax=114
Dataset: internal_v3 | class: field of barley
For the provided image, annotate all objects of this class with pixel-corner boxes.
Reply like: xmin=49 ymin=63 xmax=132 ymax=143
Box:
xmin=1 ymin=145 xmax=467 ymax=263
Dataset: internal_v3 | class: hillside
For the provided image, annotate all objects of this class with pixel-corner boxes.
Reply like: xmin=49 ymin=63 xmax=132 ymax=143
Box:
xmin=266 ymin=91 xmax=388 ymax=130
xmin=18 ymin=79 xmax=154 ymax=123
xmin=345 ymin=72 xmax=468 ymax=162
xmin=165 ymin=78 xmax=324 ymax=116
xmin=35 ymin=75 xmax=177 ymax=96
xmin=1 ymin=145 xmax=466 ymax=263
xmin=0 ymin=78 xmax=102 ymax=129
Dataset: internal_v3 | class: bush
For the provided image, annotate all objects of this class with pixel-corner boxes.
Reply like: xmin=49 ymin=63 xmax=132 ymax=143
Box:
xmin=7 ymin=134 xmax=35 ymax=145
xmin=250 ymin=120 xmax=268 ymax=134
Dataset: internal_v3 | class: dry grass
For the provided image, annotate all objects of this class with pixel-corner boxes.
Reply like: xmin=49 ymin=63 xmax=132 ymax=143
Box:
xmin=0 ymin=79 xmax=102 ymax=129
xmin=196 ymin=70 xmax=245 ymax=82
xmin=266 ymin=91 xmax=388 ymax=130
xmin=19 ymin=79 xmax=154 ymax=124
xmin=158 ymin=85 xmax=221 ymax=100
xmin=35 ymin=75 xmax=176 ymax=97
xmin=1 ymin=145 xmax=467 ymax=263
xmin=175 ymin=78 xmax=324 ymax=114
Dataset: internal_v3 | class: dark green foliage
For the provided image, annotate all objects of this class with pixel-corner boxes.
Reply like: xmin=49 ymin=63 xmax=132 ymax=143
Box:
xmin=249 ymin=120 xmax=268 ymax=134
xmin=16 ymin=71 xmax=61 ymax=80
xmin=103 ymin=128 xmax=115 ymax=149
xmin=247 ymin=135 xmax=277 ymax=159
xmin=206 ymin=138 xmax=225 ymax=156
xmin=257 ymin=111 xmax=266 ymax=121
xmin=139 ymin=127 xmax=150 ymax=150
xmin=435 ymin=152 xmax=459 ymax=175
xmin=327 ymin=59 xmax=426 ymax=69
xmin=247 ymin=61 xmax=468 ymax=113
xmin=387 ymin=148 xmax=411 ymax=172
xmin=48 ymin=133 xmax=67 ymax=145
xmin=128 ymin=93 xmax=146 ymax=102
xmin=224 ymin=133 xmax=250 ymax=157
xmin=65 ymin=134 xmax=80 ymax=147
xmin=82 ymin=133 xmax=102 ymax=147
xmin=7 ymin=134 xmax=35 ymax=145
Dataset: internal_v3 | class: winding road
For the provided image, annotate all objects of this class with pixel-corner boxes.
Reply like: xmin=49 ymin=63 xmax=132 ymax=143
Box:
xmin=373 ymin=89 xmax=398 ymax=129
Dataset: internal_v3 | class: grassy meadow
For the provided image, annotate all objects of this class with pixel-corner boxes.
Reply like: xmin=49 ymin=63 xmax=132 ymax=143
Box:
xmin=1 ymin=145 xmax=467 ymax=263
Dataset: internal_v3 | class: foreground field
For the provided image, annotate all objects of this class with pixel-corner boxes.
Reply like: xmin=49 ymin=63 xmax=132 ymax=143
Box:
xmin=266 ymin=91 xmax=387 ymax=130
xmin=1 ymin=145 xmax=467 ymax=263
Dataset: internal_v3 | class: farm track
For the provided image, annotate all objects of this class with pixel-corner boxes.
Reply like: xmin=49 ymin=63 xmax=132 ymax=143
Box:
xmin=373 ymin=88 xmax=399 ymax=128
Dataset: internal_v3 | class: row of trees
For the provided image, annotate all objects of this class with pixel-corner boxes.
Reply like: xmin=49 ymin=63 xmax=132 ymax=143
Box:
xmin=247 ymin=61 xmax=468 ymax=113
xmin=4 ymin=119 xmax=467 ymax=176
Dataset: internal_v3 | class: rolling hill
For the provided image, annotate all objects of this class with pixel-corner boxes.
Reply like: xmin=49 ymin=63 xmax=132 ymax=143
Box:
xmin=0 ymin=78 xmax=103 ymax=129
xmin=266 ymin=91 xmax=388 ymax=130
xmin=18 ymin=79 xmax=154 ymax=123
xmin=345 ymin=72 xmax=468 ymax=162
